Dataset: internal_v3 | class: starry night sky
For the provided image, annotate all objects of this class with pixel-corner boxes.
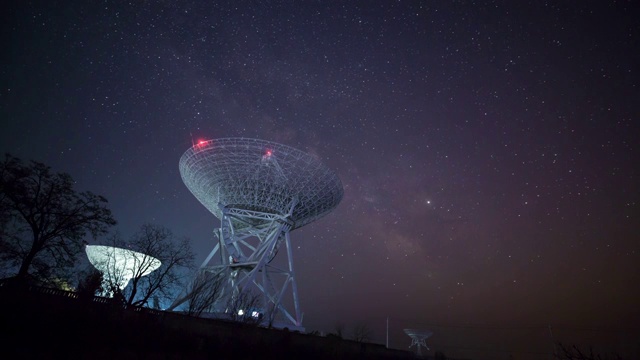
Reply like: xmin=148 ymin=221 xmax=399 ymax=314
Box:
xmin=1 ymin=1 xmax=638 ymax=358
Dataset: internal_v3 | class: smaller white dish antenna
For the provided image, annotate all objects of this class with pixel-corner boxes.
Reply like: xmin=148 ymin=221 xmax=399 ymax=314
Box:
xmin=85 ymin=245 xmax=161 ymax=296
xmin=403 ymin=328 xmax=433 ymax=357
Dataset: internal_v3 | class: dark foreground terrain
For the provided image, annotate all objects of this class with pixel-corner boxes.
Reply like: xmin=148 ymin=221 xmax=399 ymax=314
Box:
xmin=0 ymin=283 xmax=413 ymax=359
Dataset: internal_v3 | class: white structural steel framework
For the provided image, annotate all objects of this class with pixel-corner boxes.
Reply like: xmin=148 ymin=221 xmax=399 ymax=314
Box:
xmin=404 ymin=329 xmax=433 ymax=357
xmin=169 ymin=138 xmax=343 ymax=328
xmin=204 ymin=204 xmax=300 ymax=326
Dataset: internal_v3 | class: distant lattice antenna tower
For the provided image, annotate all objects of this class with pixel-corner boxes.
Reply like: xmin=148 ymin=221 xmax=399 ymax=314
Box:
xmin=85 ymin=245 xmax=162 ymax=296
xmin=404 ymin=329 xmax=433 ymax=357
xmin=169 ymin=138 xmax=343 ymax=328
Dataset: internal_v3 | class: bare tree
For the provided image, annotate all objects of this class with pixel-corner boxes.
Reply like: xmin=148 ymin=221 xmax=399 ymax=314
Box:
xmin=76 ymin=268 xmax=103 ymax=301
xmin=186 ymin=269 xmax=226 ymax=317
xmin=226 ymin=289 xmax=262 ymax=325
xmin=265 ymin=299 xmax=279 ymax=329
xmin=0 ymin=154 xmax=116 ymax=285
xmin=352 ymin=323 xmax=373 ymax=343
xmin=554 ymin=342 xmax=623 ymax=360
xmin=332 ymin=322 xmax=346 ymax=339
xmin=95 ymin=224 xmax=195 ymax=308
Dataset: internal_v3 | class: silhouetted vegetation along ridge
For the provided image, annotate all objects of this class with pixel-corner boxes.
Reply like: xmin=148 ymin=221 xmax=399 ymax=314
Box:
xmin=0 ymin=283 xmax=412 ymax=360
xmin=0 ymin=153 xmax=116 ymax=285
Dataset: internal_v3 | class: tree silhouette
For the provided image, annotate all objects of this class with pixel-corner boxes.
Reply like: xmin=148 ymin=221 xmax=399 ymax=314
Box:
xmin=0 ymin=154 xmax=116 ymax=285
xmin=352 ymin=323 xmax=373 ymax=342
xmin=226 ymin=289 xmax=262 ymax=324
xmin=331 ymin=322 xmax=345 ymax=339
xmin=76 ymin=268 xmax=104 ymax=300
xmin=554 ymin=342 xmax=623 ymax=360
xmin=185 ymin=269 xmax=226 ymax=317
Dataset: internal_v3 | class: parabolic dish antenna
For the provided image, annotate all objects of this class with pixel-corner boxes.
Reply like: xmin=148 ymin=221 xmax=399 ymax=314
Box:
xmin=170 ymin=138 xmax=343 ymax=328
xmin=179 ymin=137 xmax=343 ymax=229
xmin=85 ymin=245 xmax=161 ymax=295
xmin=404 ymin=329 xmax=433 ymax=357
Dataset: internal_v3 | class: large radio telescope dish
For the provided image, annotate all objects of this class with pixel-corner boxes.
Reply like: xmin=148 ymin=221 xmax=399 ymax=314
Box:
xmin=179 ymin=137 xmax=343 ymax=228
xmin=85 ymin=245 xmax=161 ymax=295
xmin=171 ymin=138 xmax=343 ymax=329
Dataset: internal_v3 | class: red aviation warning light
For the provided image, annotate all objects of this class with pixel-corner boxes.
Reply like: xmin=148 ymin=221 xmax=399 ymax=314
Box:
xmin=193 ymin=139 xmax=211 ymax=152
xmin=261 ymin=149 xmax=273 ymax=163
xmin=194 ymin=139 xmax=209 ymax=149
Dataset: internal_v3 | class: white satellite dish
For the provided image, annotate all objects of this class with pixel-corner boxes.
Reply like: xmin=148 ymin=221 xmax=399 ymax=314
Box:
xmin=403 ymin=328 xmax=433 ymax=357
xmin=169 ymin=138 xmax=343 ymax=328
xmin=85 ymin=245 xmax=161 ymax=296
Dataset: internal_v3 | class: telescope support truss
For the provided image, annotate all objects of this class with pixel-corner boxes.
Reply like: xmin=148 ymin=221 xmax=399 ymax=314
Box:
xmin=171 ymin=204 xmax=302 ymax=327
xmin=409 ymin=336 xmax=430 ymax=357
xmin=173 ymin=138 xmax=344 ymax=328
